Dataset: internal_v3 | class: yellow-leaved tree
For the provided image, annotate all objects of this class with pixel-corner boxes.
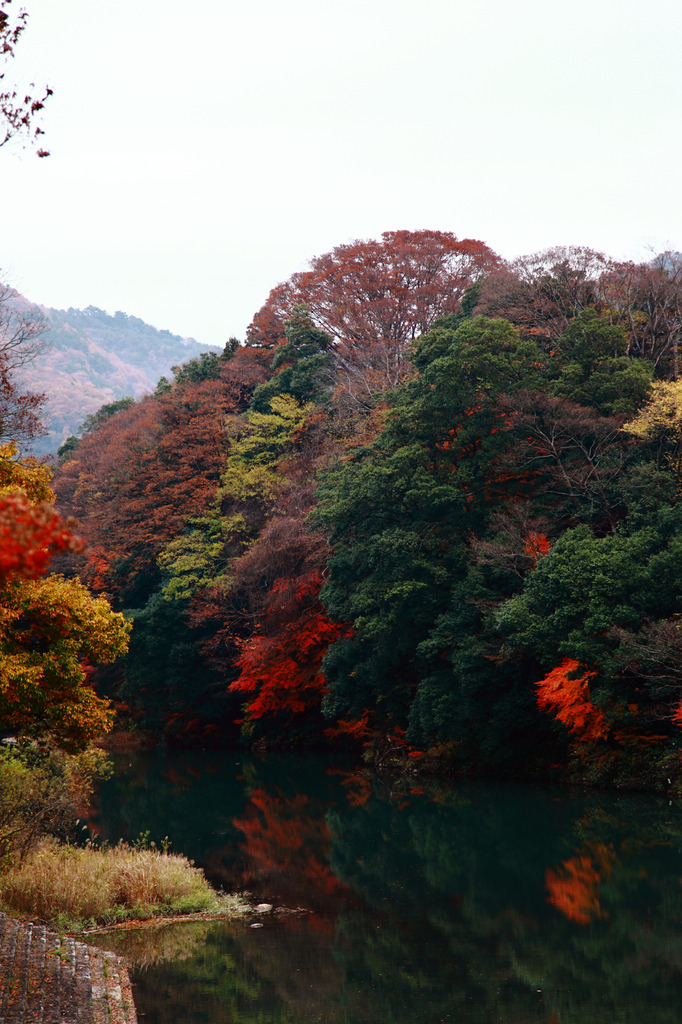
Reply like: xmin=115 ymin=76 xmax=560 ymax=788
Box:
xmin=623 ymin=380 xmax=682 ymax=490
xmin=0 ymin=443 xmax=130 ymax=749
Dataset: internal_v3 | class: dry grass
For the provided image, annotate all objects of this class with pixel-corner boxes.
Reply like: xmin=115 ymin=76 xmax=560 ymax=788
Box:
xmin=0 ymin=839 xmax=239 ymax=931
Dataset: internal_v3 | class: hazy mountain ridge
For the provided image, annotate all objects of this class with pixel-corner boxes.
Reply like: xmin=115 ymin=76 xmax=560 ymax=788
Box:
xmin=16 ymin=303 xmax=220 ymax=454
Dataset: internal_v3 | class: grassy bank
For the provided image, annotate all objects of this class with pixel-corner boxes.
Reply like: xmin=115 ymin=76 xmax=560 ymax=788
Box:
xmin=0 ymin=839 xmax=246 ymax=932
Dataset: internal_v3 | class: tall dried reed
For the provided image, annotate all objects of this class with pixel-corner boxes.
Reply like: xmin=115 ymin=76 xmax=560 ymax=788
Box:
xmin=0 ymin=839 xmax=232 ymax=929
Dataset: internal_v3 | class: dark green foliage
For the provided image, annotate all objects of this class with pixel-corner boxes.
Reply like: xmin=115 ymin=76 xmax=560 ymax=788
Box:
xmin=80 ymin=396 xmax=134 ymax=434
xmin=549 ymin=309 xmax=653 ymax=416
xmin=315 ymin=318 xmax=547 ymax=758
xmin=57 ymin=434 xmax=80 ymax=463
xmin=223 ymin=337 xmax=240 ymax=360
xmin=169 ymin=352 xmax=223 ymax=388
xmin=119 ymin=594 xmax=241 ymax=745
xmin=408 ymin=565 xmax=550 ymax=767
xmin=249 ymin=306 xmax=332 ymax=412
xmin=495 ymin=510 xmax=682 ymax=723
xmin=313 ymin=308 xmax=682 ymax=779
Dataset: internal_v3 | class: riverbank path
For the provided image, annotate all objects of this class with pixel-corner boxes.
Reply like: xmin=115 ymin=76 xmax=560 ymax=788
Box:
xmin=0 ymin=913 xmax=137 ymax=1023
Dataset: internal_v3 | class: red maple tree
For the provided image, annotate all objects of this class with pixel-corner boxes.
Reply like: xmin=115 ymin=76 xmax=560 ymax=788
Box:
xmin=229 ymin=569 xmax=349 ymax=728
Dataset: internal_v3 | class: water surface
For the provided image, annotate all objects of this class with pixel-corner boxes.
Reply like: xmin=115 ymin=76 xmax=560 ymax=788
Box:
xmin=92 ymin=750 xmax=682 ymax=1023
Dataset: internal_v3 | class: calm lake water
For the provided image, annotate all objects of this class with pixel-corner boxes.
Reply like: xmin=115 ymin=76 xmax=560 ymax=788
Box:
xmin=91 ymin=750 xmax=682 ymax=1024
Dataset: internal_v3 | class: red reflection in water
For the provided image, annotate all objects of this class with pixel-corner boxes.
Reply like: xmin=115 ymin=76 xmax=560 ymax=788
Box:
xmin=545 ymin=843 xmax=615 ymax=925
xmin=232 ymin=786 xmax=351 ymax=917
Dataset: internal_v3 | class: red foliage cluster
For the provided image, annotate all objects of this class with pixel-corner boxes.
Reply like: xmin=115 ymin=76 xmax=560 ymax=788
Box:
xmin=545 ymin=843 xmax=615 ymax=925
xmin=247 ymin=230 xmax=500 ymax=407
xmin=230 ymin=569 xmax=349 ymax=722
xmin=324 ymin=709 xmax=373 ymax=743
xmin=56 ymin=364 xmax=267 ymax=597
xmin=249 ymin=229 xmax=499 ymax=350
xmin=524 ymin=530 xmax=551 ymax=567
xmin=0 ymin=491 xmax=82 ymax=579
xmin=232 ymin=786 xmax=350 ymax=912
xmin=535 ymin=658 xmax=608 ymax=743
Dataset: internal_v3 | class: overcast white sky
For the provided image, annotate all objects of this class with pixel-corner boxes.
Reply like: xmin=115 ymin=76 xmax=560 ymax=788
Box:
xmin=2 ymin=0 xmax=681 ymax=348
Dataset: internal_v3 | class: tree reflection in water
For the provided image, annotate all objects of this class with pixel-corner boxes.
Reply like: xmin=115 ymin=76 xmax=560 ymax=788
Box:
xmin=93 ymin=752 xmax=682 ymax=1024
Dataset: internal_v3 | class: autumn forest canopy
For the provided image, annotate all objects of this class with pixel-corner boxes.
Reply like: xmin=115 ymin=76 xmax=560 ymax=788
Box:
xmin=5 ymin=228 xmax=682 ymax=791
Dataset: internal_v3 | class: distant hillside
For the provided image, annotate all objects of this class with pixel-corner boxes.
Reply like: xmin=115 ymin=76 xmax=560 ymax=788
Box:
xmin=15 ymin=304 xmax=220 ymax=454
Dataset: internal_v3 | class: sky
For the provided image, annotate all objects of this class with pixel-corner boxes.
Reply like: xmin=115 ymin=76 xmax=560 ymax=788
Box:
xmin=1 ymin=0 xmax=682 ymax=349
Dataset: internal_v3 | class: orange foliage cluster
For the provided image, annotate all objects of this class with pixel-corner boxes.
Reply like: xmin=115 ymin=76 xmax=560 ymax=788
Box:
xmin=535 ymin=659 xmax=608 ymax=743
xmin=230 ymin=570 xmax=350 ymax=721
xmin=324 ymin=709 xmax=373 ymax=743
xmin=545 ymin=843 xmax=615 ymax=925
xmin=0 ymin=491 xmax=82 ymax=579
xmin=0 ymin=462 xmax=128 ymax=746
xmin=524 ymin=530 xmax=551 ymax=567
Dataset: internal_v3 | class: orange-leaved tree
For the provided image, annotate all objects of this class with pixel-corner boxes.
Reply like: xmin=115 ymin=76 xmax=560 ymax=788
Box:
xmin=535 ymin=658 xmax=608 ymax=743
xmin=0 ymin=443 xmax=130 ymax=749
xmin=249 ymin=230 xmax=499 ymax=349
xmin=55 ymin=348 xmax=271 ymax=606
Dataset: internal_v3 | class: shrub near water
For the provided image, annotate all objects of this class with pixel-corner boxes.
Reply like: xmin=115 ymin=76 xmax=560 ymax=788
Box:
xmin=0 ymin=839 xmax=234 ymax=930
xmin=0 ymin=742 xmax=110 ymax=863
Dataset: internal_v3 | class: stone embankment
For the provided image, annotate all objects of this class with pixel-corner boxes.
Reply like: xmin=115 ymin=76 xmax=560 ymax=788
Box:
xmin=0 ymin=914 xmax=137 ymax=1023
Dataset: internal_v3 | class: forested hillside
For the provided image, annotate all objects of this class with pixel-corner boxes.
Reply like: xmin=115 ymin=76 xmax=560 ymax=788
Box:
xmin=53 ymin=230 xmax=682 ymax=791
xmin=15 ymin=302 xmax=219 ymax=453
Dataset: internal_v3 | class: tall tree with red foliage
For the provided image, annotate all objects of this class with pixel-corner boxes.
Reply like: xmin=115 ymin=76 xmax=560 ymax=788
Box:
xmin=248 ymin=230 xmax=500 ymax=406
